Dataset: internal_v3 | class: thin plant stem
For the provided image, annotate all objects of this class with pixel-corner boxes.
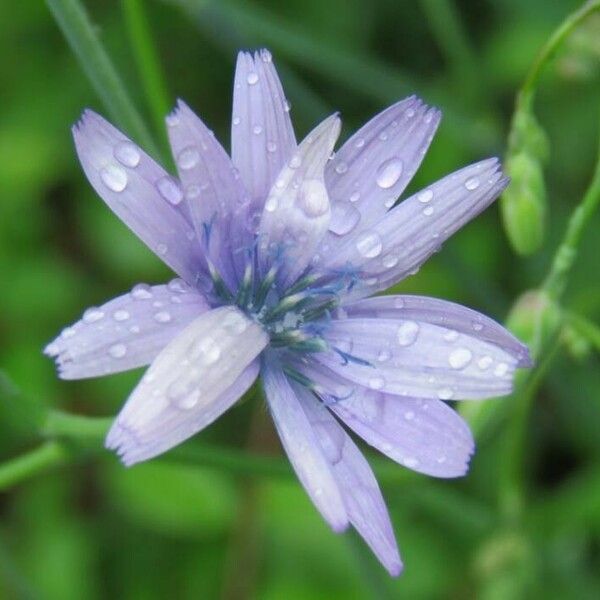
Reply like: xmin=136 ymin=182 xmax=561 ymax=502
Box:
xmin=46 ymin=0 xmax=161 ymax=159
xmin=518 ymin=0 xmax=600 ymax=111
xmin=122 ymin=0 xmax=172 ymax=155
xmin=0 ymin=441 xmax=68 ymax=491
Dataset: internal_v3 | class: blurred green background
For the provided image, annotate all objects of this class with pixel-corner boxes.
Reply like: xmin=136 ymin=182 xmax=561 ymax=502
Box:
xmin=1 ymin=0 xmax=600 ymax=598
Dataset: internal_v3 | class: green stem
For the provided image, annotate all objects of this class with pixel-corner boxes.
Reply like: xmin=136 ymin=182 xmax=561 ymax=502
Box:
xmin=542 ymin=114 xmax=600 ymax=300
xmin=122 ymin=0 xmax=171 ymax=154
xmin=518 ymin=0 xmax=600 ymax=110
xmin=0 ymin=441 xmax=68 ymax=491
xmin=46 ymin=0 xmax=161 ymax=159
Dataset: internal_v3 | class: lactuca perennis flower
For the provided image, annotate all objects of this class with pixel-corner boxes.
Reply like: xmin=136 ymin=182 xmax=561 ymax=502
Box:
xmin=46 ymin=49 xmax=531 ymax=576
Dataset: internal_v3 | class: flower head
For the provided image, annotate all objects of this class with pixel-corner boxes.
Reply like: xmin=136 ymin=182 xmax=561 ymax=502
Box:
xmin=46 ymin=49 xmax=531 ymax=575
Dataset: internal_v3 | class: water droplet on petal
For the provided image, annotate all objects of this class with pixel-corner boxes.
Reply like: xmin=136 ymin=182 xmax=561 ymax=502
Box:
xmin=355 ymin=231 xmax=383 ymax=258
xmin=156 ymin=176 xmax=183 ymax=205
xmin=465 ymin=177 xmax=480 ymax=190
xmin=100 ymin=164 xmax=127 ymax=192
xmin=472 ymin=321 xmax=484 ymax=332
xmin=404 ymin=410 xmax=415 ymax=420
xmin=437 ymin=387 xmax=454 ymax=400
xmin=83 ymin=308 xmax=105 ymax=323
xmin=232 ymin=116 xmax=241 ymax=125
xmin=422 ymin=206 xmax=434 ymax=216
xmin=443 ymin=330 xmax=459 ymax=342
xmin=377 ymin=349 xmax=391 ymax=362
xmin=393 ymin=297 xmax=405 ymax=309
xmin=264 ymin=196 xmax=278 ymax=212
xmin=168 ymin=278 xmax=187 ymax=293
xmin=418 ymin=189 xmax=433 ymax=203
xmin=368 ymin=376 xmax=385 ymax=390
xmin=113 ymin=310 xmax=130 ymax=322
xmin=267 ymin=141 xmax=277 ymax=153
xmin=355 ymin=137 xmax=365 ymax=148
xmin=397 ymin=321 xmax=419 ymax=346
xmin=283 ymin=99 xmax=291 ymax=112
xmin=382 ymin=254 xmax=399 ymax=268
xmin=403 ymin=457 xmax=419 ymax=468
xmin=114 ymin=141 xmax=141 ymax=168
xmin=448 ymin=347 xmax=473 ymax=369
xmin=157 ymin=243 xmax=168 ymax=256
xmin=222 ymin=310 xmax=248 ymax=335
xmin=246 ymin=72 xmax=259 ymax=85
xmin=328 ymin=203 xmax=360 ymax=235
xmin=289 ymin=155 xmax=302 ymax=169
xmin=177 ymin=146 xmax=200 ymax=170
xmin=376 ymin=158 xmax=403 ymax=189
xmin=253 ymin=125 xmax=263 ymax=135
xmin=477 ymin=355 xmax=493 ymax=370
xmin=298 ymin=180 xmax=329 ymax=218
xmin=349 ymin=191 xmax=360 ymax=203
xmin=131 ymin=283 xmax=153 ymax=300
xmin=166 ymin=113 xmax=179 ymax=127
xmin=494 ymin=362 xmax=508 ymax=377
xmin=335 ymin=162 xmax=348 ymax=174
xmin=108 ymin=343 xmax=127 ymax=358
xmin=154 ymin=311 xmax=172 ymax=323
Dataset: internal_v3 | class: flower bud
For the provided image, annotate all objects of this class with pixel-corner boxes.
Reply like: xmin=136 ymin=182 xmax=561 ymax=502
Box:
xmin=501 ymin=151 xmax=546 ymax=256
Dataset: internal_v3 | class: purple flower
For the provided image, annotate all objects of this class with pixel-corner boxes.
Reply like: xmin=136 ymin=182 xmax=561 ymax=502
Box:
xmin=46 ymin=49 xmax=531 ymax=576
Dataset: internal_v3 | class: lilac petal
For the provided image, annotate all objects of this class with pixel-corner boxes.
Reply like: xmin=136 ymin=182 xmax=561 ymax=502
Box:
xmin=107 ymin=360 xmax=259 ymax=466
xmin=231 ymin=49 xmax=297 ymax=205
xmin=324 ymin=97 xmax=440 ymax=240
xmin=258 ymin=114 xmax=341 ymax=287
xmin=296 ymin=384 xmax=403 ymax=575
xmin=105 ymin=306 xmax=268 ymax=466
xmin=44 ymin=280 xmax=209 ymax=379
xmin=262 ymin=358 xmax=349 ymax=532
xmin=343 ymin=295 xmax=531 ymax=367
xmin=319 ymin=315 xmax=519 ymax=400
xmin=167 ymin=100 xmax=250 ymax=288
xmin=294 ymin=360 xmax=474 ymax=478
xmin=73 ymin=110 xmax=205 ymax=284
xmin=321 ymin=158 xmax=509 ymax=301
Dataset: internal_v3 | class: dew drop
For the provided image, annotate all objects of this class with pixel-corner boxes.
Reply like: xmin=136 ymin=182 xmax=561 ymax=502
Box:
xmin=131 ymin=283 xmax=153 ymax=300
xmin=397 ymin=321 xmax=419 ymax=346
xmin=168 ymin=278 xmax=187 ymax=293
xmin=61 ymin=327 xmax=76 ymax=339
xmin=264 ymin=195 xmax=278 ymax=212
xmin=377 ymin=349 xmax=391 ymax=362
xmin=335 ymin=162 xmax=348 ymax=174
xmin=253 ymin=124 xmax=263 ymax=135
xmin=166 ymin=113 xmax=179 ymax=127
xmin=368 ymin=376 xmax=385 ymax=390
xmin=298 ymin=180 xmax=329 ymax=218
xmin=349 ymin=191 xmax=360 ymax=203
xmin=477 ymin=355 xmax=493 ymax=370
xmin=494 ymin=362 xmax=509 ymax=377
xmin=465 ymin=177 xmax=480 ymax=190
xmin=232 ymin=116 xmax=241 ymax=125
xmin=418 ymin=189 xmax=433 ymax=203
xmin=113 ymin=310 xmax=130 ymax=322
xmin=382 ymin=254 xmax=399 ymax=268
xmin=422 ymin=206 xmax=434 ymax=216
xmin=404 ymin=410 xmax=415 ymax=421
xmin=444 ymin=330 xmax=459 ymax=342
xmin=267 ymin=141 xmax=277 ymax=153
xmin=157 ymin=243 xmax=168 ymax=256
xmin=472 ymin=321 xmax=484 ymax=332
xmin=83 ymin=308 xmax=105 ymax=323
xmin=246 ymin=72 xmax=259 ymax=85
xmin=355 ymin=231 xmax=383 ymax=258
xmin=100 ymin=164 xmax=127 ymax=192
xmin=376 ymin=158 xmax=403 ymax=189
xmin=222 ymin=310 xmax=248 ymax=335
xmin=283 ymin=99 xmax=291 ymax=112
xmin=393 ymin=297 xmax=405 ymax=309
xmin=437 ymin=387 xmax=454 ymax=400
xmin=448 ymin=347 xmax=473 ymax=369
xmin=154 ymin=311 xmax=172 ymax=323
xmin=108 ymin=343 xmax=127 ymax=358
xmin=193 ymin=337 xmax=221 ymax=365
xmin=156 ymin=176 xmax=183 ymax=205
xmin=114 ymin=141 xmax=141 ymax=168
xmin=289 ymin=155 xmax=302 ymax=169
xmin=403 ymin=457 xmax=419 ymax=468
xmin=177 ymin=146 xmax=200 ymax=170
xmin=328 ymin=203 xmax=360 ymax=235
xmin=355 ymin=137 xmax=365 ymax=148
